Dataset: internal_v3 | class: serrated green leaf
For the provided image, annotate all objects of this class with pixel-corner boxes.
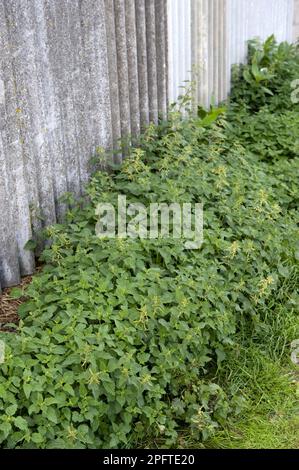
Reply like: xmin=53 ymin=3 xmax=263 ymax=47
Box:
xmin=14 ymin=416 xmax=28 ymax=431
xmin=6 ymin=404 xmax=18 ymax=416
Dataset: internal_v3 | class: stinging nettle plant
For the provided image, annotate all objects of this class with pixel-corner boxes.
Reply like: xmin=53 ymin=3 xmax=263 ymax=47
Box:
xmin=0 ymin=37 xmax=298 ymax=449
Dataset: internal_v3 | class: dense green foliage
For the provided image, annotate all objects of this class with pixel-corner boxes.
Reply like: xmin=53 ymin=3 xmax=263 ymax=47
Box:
xmin=227 ymin=108 xmax=299 ymax=161
xmin=0 ymin=37 xmax=298 ymax=448
xmin=230 ymin=35 xmax=299 ymax=112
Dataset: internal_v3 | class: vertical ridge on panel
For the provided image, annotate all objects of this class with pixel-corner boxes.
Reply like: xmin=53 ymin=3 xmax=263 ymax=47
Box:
xmin=0 ymin=137 xmax=22 ymax=287
xmin=90 ymin=0 xmax=113 ymax=160
xmin=45 ymin=0 xmax=78 ymax=216
xmin=44 ymin=0 xmax=76 ymax=207
xmin=207 ymin=0 xmax=214 ymax=108
xmin=167 ymin=0 xmax=174 ymax=103
xmin=222 ymin=0 xmax=229 ymax=101
xmin=213 ymin=0 xmax=219 ymax=104
xmin=43 ymin=0 xmax=68 ymax=220
xmin=180 ymin=0 xmax=186 ymax=97
xmin=218 ymin=0 xmax=224 ymax=102
xmin=0 ymin=1 xmax=31 ymax=283
xmin=104 ymin=0 xmax=122 ymax=163
xmin=191 ymin=0 xmax=198 ymax=105
xmin=135 ymin=0 xmax=149 ymax=128
xmin=114 ymin=0 xmax=131 ymax=142
xmin=172 ymin=0 xmax=179 ymax=103
xmin=202 ymin=0 xmax=210 ymax=108
xmin=164 ymin=0 xmax=169 ymax=109
xmin=184 ymin=0 xmax=192 ymax=95
xmin=145 ymin=0 xmax=158 ymax=123
xmin=288 ymin=0 xmax=295 ymax=43
xmin=155 ymin=0 xmax=167 ymax=119
xmin=125 ymin=0 xmax=141 ymax=138
xmin=74 ymin=0 xmax=113 ymax=176
xmin=4 ymin=0 xmax=55 ymax=242
xmin=25 ymin=0 xmax=57 ymax=226
xmin=1 ymin=0 xmax=37 ymax=281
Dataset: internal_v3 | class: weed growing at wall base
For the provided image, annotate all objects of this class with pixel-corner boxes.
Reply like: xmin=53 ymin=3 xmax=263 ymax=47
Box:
xmin=0 ymin=37 xmax=298 ymax=449
xmin=231 ymin=35 xmax=299 ymax=112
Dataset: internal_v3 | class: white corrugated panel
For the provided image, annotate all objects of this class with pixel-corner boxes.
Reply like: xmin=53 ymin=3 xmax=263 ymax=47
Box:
xmin=168 ymin=0 xmax=294 ymax=107
xmin=167 ymin=0 xmax=192 ymax=103
xmin=294 ymin=0 xmax=299 ymax=40
xmin=228 ymin=0 xmax=294 ymax=66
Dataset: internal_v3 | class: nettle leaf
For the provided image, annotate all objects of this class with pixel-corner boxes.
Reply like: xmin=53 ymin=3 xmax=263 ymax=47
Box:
xmin=46 ymin=407 xmax=58 ymax=424
xmin=6 ymin=404 xmax=18 ymax=416
xmin=14 ymin=416 xmax=28 ymax=431
xmin=63 ymin=384 xmax=75 ymax=396
xmin=23 ymin=383 xmax=32 ymax=399
xmin=102 ymin=381 xmax=115 ymax=397
xmin=9 ymin=288 xmax=23 ymax=300
xmin=31 ymin=433 xmax=44 ymax=444
xmin=0 ymin=422 xmax=12 ymax=439
xmin=0 ymin=384 xmax=7 ymax=399
xmin=216 ymin=349 xmax=227 ymax=364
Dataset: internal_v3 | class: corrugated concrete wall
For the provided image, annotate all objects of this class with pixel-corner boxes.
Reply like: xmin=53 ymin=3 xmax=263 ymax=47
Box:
xmin=168 ymin=0 xmax=294 ymax=107
xmin=294 ymin=0 xmax=299 ymax=39
xmin=0 ymin=0 xmax=168 ymax=291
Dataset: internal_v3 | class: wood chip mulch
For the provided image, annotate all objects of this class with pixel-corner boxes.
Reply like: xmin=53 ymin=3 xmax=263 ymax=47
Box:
xmin=0 ymin=275 xmax=33 ymax=332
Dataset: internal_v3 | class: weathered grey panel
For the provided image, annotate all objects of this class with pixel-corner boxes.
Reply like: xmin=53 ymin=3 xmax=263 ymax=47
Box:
xmin=155 ymin=0 xmax=168 ymax=119
xmin=0 ymin=0 xmax=168 ymax=290
xmin=145 ymin=0 xmax=158 ymax=123
xmin=125 ymin=0 xmax=140 ymax=138
xmin=135 ymin=0 xmax=150 ymax=128
xmin=114 ymin=0 xmax=131 ymax=142
xmin=104 ymin=0 xmax=122 ymax=163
